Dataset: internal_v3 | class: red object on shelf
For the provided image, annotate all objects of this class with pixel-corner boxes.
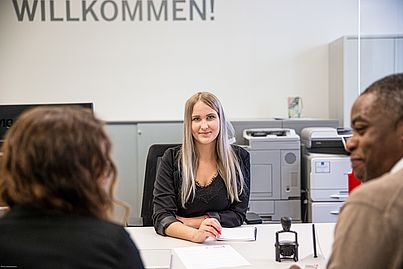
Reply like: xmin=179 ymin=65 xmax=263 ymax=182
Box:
xmin=348 ymin=172 xmax=362 ymax=193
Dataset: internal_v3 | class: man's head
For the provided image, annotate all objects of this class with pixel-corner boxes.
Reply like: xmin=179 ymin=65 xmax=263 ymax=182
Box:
xmin=346 ymin=73 xmax=403 ymax=182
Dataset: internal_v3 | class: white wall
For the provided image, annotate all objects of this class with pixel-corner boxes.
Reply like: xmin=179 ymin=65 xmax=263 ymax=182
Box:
xmin=0 ymin=0 xmax=401 ymax=121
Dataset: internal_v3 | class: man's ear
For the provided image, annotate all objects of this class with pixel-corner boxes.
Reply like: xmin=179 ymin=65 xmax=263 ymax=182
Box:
xmin=398 ymin=118 xmax=403 ymax=144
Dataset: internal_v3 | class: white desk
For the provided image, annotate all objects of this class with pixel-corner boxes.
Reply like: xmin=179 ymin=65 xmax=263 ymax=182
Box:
xmin=126 ymin=223 xmax=335 ymax=269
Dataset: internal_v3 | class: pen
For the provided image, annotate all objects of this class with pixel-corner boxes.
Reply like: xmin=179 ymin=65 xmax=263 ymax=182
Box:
xmin=210 ymin=224 xmax=221 ymax=235
xmin=312 ymin=224 xmax=317 ymax=258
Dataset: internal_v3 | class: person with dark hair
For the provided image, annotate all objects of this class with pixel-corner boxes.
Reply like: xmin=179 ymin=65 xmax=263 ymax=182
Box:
xmin=0 ymin=106 xmax=144 ymax=269
xmin=291 ymin=73 xmax=403 ymax=269
xmin=153 ymin=92 xmax=250 ymax=243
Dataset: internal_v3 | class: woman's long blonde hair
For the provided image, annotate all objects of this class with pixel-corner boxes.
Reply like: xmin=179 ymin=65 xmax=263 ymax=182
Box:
xmin=0 ymin=106 xmax=129 ymax=223
xmin=179 ymin=92 xmax=244 ymax=207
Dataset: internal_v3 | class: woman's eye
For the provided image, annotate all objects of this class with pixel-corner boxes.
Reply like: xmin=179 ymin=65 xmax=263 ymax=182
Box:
xmin=207 ymin=115 xmax=216 ymax=120
xmin=192 ymin=117 xmax=200 ymax=122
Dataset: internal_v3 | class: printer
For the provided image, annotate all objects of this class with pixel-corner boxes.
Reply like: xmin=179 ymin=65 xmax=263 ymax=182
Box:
xmin=243 ymin=128 xmax=301 ymax=222
xmin=301 ymin=127 xmax=351 ymax=223
xmin=301 ymin=127 xmax=351 ymax=154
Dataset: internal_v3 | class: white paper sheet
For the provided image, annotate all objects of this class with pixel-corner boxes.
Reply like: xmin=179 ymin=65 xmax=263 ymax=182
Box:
xmin=173 ymin=245 xmax=250 ymax=269
xmin=140 ymin=249 xmax=171 ymax=269
xmin=217 ymin=226 xmax=257 ymax=241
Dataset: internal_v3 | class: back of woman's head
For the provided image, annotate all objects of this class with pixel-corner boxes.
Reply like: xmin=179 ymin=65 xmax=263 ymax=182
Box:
xmin=0 ymin=106 xmax=116 ymax=219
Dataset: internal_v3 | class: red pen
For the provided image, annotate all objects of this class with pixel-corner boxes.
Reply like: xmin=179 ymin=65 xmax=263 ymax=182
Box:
xmin=210 ymin=224 xmax=221 ymax=235
xmin=215 ymin=226 xmax=222 ymax=235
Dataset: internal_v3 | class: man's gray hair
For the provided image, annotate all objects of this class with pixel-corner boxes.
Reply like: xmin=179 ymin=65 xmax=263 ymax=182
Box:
xmin=362 ymin=73 xmax=403 ymax=125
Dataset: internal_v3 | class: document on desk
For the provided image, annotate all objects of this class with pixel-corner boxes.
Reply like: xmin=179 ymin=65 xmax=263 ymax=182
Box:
xmin=172 ymin=245 xmax=250 ymax=269
xmin=217 ymin=226 xmax=257 ymax=241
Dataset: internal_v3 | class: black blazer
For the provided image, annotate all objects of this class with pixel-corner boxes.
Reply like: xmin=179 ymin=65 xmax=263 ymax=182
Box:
xmin=0 ymin=205 xmax=144 ymax=269
xmin=152 ymin=144 xmax=250 ymax=235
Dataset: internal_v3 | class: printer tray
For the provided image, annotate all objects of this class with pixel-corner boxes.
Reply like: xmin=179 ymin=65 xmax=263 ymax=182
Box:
xmin=308 ymin=147 xmax=349 ymax=155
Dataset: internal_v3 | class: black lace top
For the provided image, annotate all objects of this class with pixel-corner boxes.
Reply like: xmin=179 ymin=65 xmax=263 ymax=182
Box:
xmin=180 ymin=174 xmax=227 ymax=217
xmin=152 ymin=145 xmax=250 ymax=236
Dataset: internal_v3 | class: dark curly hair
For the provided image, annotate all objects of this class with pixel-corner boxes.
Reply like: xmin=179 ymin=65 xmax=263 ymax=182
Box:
xmin=0 ymin=106 xmax=127 ymax=221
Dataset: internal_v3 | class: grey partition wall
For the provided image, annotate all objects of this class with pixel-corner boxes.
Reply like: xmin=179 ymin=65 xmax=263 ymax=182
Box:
xmin=136 ymin=122 xmax=183 ymax=223
xmin=105 ymin=124 xmax=139 ymax=223
xmin=106 ymin=121 xmax=183 ymax=225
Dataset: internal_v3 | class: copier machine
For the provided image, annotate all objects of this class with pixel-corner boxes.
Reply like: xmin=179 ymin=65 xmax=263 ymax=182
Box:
xmin=301 ymin=127 xmax=351 ymax=223
xmin=243 ymin=128 xmax=301 ymax=222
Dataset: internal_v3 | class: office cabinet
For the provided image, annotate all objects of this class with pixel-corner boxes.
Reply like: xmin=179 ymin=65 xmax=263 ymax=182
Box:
xmin=329 ymin=35 xmax=403 ymax=128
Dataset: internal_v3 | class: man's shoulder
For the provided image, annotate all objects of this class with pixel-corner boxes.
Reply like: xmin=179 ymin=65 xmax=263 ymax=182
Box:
xmin=354 ymin=169 xmax=403 ymax=194
xmin=348 ymin=169 xmax=403 ymax=208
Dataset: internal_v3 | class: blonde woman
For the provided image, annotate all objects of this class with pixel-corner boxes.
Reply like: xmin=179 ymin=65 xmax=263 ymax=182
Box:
xmin=153 ymin=92 xmax=250 ymax=243
xmin=0 ymin=106 xmax=144 ymax=269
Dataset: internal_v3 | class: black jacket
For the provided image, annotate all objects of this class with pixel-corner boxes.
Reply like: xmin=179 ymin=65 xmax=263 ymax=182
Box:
xmin=0 ymin=205 xmax=144 ymax=269
xmin=152 ymin=145 xmax=250 ymax=235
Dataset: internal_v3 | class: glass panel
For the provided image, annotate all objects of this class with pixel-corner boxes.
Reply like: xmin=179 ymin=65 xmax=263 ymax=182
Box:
xmin=359 ymin=0 xmax=403 ymax=92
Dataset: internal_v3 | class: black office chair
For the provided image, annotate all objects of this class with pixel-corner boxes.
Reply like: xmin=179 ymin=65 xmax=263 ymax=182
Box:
xmin=140 ymin=143 xmax=262 ymax=226
xmin=141 ymin=144 xmax=180 ymax=226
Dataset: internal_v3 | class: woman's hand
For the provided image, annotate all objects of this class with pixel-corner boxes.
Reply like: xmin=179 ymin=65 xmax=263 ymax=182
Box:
xmin=190 ymin=218 xmax=222 ymax=243
xmin=176 ymin=215 xmax=208 ymax=229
